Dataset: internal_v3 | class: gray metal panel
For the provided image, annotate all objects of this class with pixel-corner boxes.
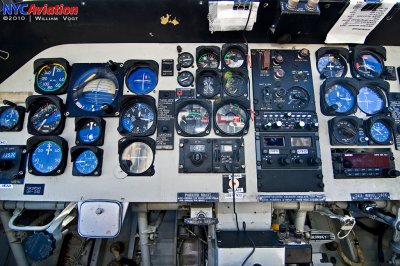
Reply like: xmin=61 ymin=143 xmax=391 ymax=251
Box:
xmin=217 ymin=247 xmax=285 ymax=266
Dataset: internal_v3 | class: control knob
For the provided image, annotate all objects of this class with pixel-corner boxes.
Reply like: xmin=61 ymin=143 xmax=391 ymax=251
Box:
xmin=279 ymin=157 xmax=291 ymax=166
xmin=307 ymin=157 xmax=321 ymax=166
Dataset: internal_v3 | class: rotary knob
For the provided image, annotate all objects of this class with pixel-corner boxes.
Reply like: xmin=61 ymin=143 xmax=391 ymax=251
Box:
xmin=263 ymin=122 xmax=273 ymax=129
xmin=274 ymin=54 xmax=284 ymax=65
xmin=308 ymin=157 xmax=321 ymax=166
xmin=279 ymin=157 xmax=291 ymax=166
xmin=296 ymin=121 xmax=305 ymax=129
xmin=275 ymin=121 xmax=283 ymax=128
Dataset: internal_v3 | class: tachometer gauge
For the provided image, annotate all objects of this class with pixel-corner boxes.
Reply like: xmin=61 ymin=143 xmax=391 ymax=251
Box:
xmin=175 ymin=100 xmax=211 ymax=137
xmin=196 ymin=69 xmax=222 ymax=98
xmin=214 ymin=101 xmax=249 ymax=136
xmin=320 ymin=78 xmax=358 ymax=116
xmin=357 ymin=86 xmax=386 ymax=115
xmin=71 ymin=146 xmax=103 ymax=176
xmin=178 ymin=52 xmax=194 ymax=68
xmin=75 ymin=117 xmax=106 ymax=146
xmin=223 ymin=49 xmax=245 ymax=69
xmin=118 ymin=137 xmax=155 ymax=176
xmin=196 ymin=46 xmax=220 ymax=69
xmin=286 ymin=86 xmax=310 ymax=110
xmin=223 ymin=71 xmax=248 ymax=98
xmin=329 ymin=116 xmax=361 ymax=145
xmin=366 ymin=116 xmax=394 ymax=145
xmin=26 ymin=95 xmax=65 ymax=136
xmin=351 ymin=46 xmax=386 ymax=79
xmin=177 ymin=71 xmax=194 ymax=87
xmin=118 ymin=96 xmax=157 ymax=137
xmin=27 ymin=136 xmax=68 ymax=176
xmin=0 ymin=101 xmax=25 ymax=132
xmin=34 ymin=58 xmax=70 ymax=95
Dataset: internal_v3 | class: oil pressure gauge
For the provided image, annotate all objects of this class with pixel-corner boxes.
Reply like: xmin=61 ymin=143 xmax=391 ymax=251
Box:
xmin=75 ymin=117 xmax=106 ymax=146
xmin=118 ymin=137 xmax=155 ymax=176
xmin=71 ymin=146 xmax=103 ymax=176
xmin=34 ymin=58 xmax=70 ymax=95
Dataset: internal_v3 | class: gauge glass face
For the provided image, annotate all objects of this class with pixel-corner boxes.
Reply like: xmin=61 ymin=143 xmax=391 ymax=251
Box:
xmin=78 ymin=121 xmax=101 ymax=144
xmin=354 ymin=53 xmax=383 ymax=79
xmin=36 ymin=63 xmax=67 ymax=92
xmin=317 ymin=54 xmax=346 ymax=78
xmin=370 ymin=121 xmax=391 ymax=143
xmin=197 ymin=51 xmax=219 ymax=68
xmin=333 ymin=119 xmax=358 ymax=144
xmin=126 ymin=67 xmax=157 ymax=94
xmin=178 ymin=52 xmax=194 ymax=68
xmin=177 ymin=71 xmax=194 ymax=87
xmin=287 ymin=87 xmax=310 ymax=109
xmin=324 ymin=84 xmax=355 ymax=113
xmin=357 ymin=86 xmax=385 ymax=115
xmin=215 ymin=104 xmax=247 ymax=135
xmin=224 ymin=49 xmax=245 ymax=68
xmin=73 ymin=68 xmax=118 ymax=112
xmin=224 ymin=72 xmax=246 ymax=97
xmin=31 ymin=141 xmax=62 ymax=174
xmin=177 ymin=104 xmax=210 ymax=135
xmin=31 ymin=103 xmax=61 ymax=134
xmin=197 ymin=74 xmax=220 ymax=97
xmin=75 ymin=150 xmax=98 ymax=175
xmin=0 ymin=108 xmax=19 ymax=129
xmin=121 ymin=142 xmax=153 ymax=174
xmin=121 ymin=103 xmax=155 ymax=135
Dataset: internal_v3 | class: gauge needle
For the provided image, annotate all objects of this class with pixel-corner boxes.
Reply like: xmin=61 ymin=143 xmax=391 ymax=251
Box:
xmin=182 ymin=59 xmax=192 ymax=61
xmin=52 ymin=67 xmax=55 ymax=76
xmin=339 ymin=97 xmax=352 ymax=101
xmin=374 ymin=128 xmax=383 ymax=135
xmin=181 ymin=77 xmax=189 ymax=81
xmin=38 ymin=119 xmax=47 ymax=130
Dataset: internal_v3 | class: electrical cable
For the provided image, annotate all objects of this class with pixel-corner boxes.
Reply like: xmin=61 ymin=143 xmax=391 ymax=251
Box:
xmin=242 ymin=0 xmax=254 ymax=47
xmin=241 ymin=221 xmax=256 ymax=266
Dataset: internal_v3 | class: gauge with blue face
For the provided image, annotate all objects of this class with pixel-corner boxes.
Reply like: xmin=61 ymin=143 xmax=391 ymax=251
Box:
xmin=0 ymin=108 xmax=19 ymax=129
xmin=317 ymin=54 xmax=346 ymax=78
xmin=357 ymin=86 xmax=385 ymax=115
xmin=369 ymin=121 xmax=391 ymax=144
xmin=121 ymin=103 xmax=156 ymax=135
xmin=36 ymin=63 xmax=67 ymax=93
xmin=78 ymin=121 xmax=101 ymax=144
xmin=31 ymin=141 xmax=63 ymax=174
xmin=30 ymin=103 xmax=61 ymax=134
xmin=324 ymin=84 xmax=356 ymax=114
xmin=126 ymin=67 xmax=158 ymax=94
xmin=354 ymin=53 xmax=384 ymax=79
xmin=74 ymin=150 xmax=98 ymax=175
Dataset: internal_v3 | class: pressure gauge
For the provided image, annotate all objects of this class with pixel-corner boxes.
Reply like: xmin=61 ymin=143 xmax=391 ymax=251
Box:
xmin=71 ymin=146 xmax=103 ymax=176
xmin=0 ymin=100 xmax=25 ymax=132
xmin=34 ymin=58 xmax=70 ymax=95
xmin=75 ymin=117 xmax=106 ymax=146
xmin=177 ymin=71 xmax=194 ymax=87
xmin=27 ymin=136 xmax=68 ymax=176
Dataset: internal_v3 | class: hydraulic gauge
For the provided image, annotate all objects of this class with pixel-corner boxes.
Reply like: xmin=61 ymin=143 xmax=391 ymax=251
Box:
xmin=118 ymin=137 xmax=155 ymax=176
xmin=118 ymin=95 xmax=157 ymax=137
xmin=196 ymin=46 xmax=220 ymax=69
xmin=34 ymin=58 xmax=70 ymax=95
xmin=71 ymin=146 xmax=103 ymax=176
xmin=316 ymin=48 xmax=348 ymax=79
xmin=351 ymin=45 xmax=386 ymax=79
xmin=286 ymin=86 xmax=310 ymax=110
xmin=328 ymin=116 xmax=362 ymax=145
xmin=178 ymin=52 xmax=194 ymax=68
xmin=177 ymin=71 xmax=194 ymax=87
xmin=214 ymin=100 xmax=249 ymax=136
xmin=365 ymin=115 xmax=394 ymax=145
xmin=223 ymin=71 xmax=248 ymax=98
xmin=357 ymin=80 xmax=389 ymax=115
xmin=196 ymin=69 xmax=222 ymax=98
xmin=0 ymin=100 xmax=25 ymax=132
xmin=66 ymin=62 xmax=124 ymax=117
xmin=26 ymin=95 xmax=66 ymax=136
xmin=320 ymin=78 xmax=358 ymax=116
xmin=175 ymin=100 xmax=211 ymax=137
xmin=75 ymin=117 xmax=106 ymax=146
xmin=27 ymin=136 xmax=68 ymax=176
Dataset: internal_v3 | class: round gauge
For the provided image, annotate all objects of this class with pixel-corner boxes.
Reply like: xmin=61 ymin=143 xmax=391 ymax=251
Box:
xmin=177 ymin=103 xmax=210 ymax=136
xmin=287 ymin=87 xmax=310 ymax=109
xmin=120 ymin=142 xmax=154 ymax=174
xmin=332 ymin=118 xmax=358 ymax=145
xmin=178 ymin=52 xmax=194 ymax=68
xmin=126 ymin=67 xmax=158 ymax=94
xmin=73 ymin=68 xmax=118 ymax=112
xmin=369 ymin=121 xmax=391 ymax=144
xmin=357 ymin=86 xmax=385 ymax=115
xmin=36 ymin=63 xmax=67 ymax=93
xmin=317 ymin=54 xmax=347 ymax=78
xmin=324 ymin=84 xmax=356 ymax=114
xmin=74 ymin=150 xmax=99 ymax=175
xmin=224 ymin=72 xmax=247 ymax=97
xmin=31 ymin=141 xmax=63 ymax=174
xmin=177 ymin=71 xmax=194 ymax=87
xmin=197 ymin=71 xmax=221 ymax=98
xmin=78 ymin=120 xmax=101 ymax=144
xmin=215 ymin=103 xmax=248 ymax=135
xmin=197 ymin=51 xmax=219 ymax=68
xmin=30 ymin=103 xmax=62 ymax=134
xmin=0 ymin=108 xmax=19 ymax=129
xmin=223 ymin=49 xmax=245 ymax=68
xmin=354 ymin=53 xmax=384 ymax=79
xmin=121 ymin=103 xmax=156 ymax=135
